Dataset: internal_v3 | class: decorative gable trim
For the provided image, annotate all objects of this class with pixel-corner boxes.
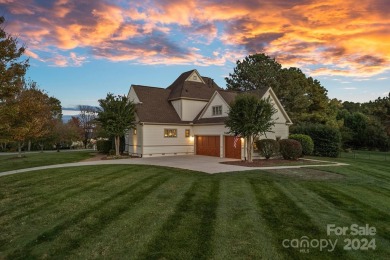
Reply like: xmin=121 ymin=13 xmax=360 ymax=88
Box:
xmin=185 ymin=69 xmax=206 ymax=84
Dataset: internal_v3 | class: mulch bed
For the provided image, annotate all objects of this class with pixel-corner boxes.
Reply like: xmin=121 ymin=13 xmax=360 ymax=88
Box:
xmin=220 ymin=158 xmax=320 ymax=167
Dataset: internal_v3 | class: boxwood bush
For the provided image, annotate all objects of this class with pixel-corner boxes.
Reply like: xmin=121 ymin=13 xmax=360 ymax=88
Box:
xmin=255 ymin=139 xmax=280 ymax=159
xmin=97 ymin=140 xmax=112 ymax=154
xmin=289 ymin=134 xmax=314 ymax=156
xmin=291 ymin=123 xmax=341 ymax=157
xmin=279 ymin=139 xmax=302 ymax=160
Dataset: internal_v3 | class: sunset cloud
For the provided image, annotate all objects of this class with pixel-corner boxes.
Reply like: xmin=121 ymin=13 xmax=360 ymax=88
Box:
xmin=0 ymin=0 xmax=389 ymax=79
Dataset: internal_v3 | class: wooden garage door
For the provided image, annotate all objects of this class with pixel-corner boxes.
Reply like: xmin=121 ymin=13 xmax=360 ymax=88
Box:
xmin=196 ymin=136 xmax=220 ymax=157
xmin=225 ymin=136 xmax=241 ymax=159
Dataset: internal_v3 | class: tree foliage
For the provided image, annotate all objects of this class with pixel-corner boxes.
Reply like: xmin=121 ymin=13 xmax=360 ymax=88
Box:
xmin=97 ymin=93 xmax=136 ymax=156
xmin=0 ymin=81 xmax=62 ymax=156
xmin=291 ymin=123 xmax=341 ymax=157
xmin=0 ymin=16 xmax=29 ymax=101
xmin=225 ymin=53 xmax=281 ymax=91
xmin=225 ymin=53 xmax=336 ymax=126
xmin=225 ymin=94 xmax=277 ymax=162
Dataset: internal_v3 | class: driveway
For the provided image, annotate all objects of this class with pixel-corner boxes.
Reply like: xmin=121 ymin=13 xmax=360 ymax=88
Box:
xmin=0 ymin=155 xmax=348 ymax=177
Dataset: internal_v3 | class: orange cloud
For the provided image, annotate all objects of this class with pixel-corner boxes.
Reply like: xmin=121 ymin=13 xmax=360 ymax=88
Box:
xmin=0 ymin=0 xmax=389 ymax=77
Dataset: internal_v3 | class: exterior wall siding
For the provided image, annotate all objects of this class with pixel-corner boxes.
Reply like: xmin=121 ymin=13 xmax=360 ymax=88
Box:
xmin=201 ymin=94 xmax=229 ymax=119
xmin=141 ymin=124 xmax=194 ymax=157
xmin=127 ymin=86 xmax=140 ymax=103
xmin=171 ymin=100 xmax=182 ymax=119
xmin=181 ymin=99 xmax=207 ymax=121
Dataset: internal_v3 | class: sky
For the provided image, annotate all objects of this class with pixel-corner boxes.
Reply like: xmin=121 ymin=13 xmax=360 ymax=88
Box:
xmin=1 ymin=0 xmax=389 ymax=116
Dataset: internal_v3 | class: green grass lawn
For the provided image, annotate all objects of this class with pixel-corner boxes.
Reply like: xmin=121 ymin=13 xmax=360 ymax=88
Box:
xmin=0 ymin=151 xmax=95 ymax=172
xmin=0 ymin=156 xmax=389 ymax=259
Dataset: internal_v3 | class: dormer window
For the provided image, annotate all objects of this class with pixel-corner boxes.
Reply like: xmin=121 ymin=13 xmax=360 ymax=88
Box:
xmin=212 ymin=105 xmax=222 ymax=116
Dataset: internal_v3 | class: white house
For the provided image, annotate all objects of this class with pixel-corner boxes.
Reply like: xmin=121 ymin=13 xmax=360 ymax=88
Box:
xmin=125 ymin=69 xmax=292 ymax=159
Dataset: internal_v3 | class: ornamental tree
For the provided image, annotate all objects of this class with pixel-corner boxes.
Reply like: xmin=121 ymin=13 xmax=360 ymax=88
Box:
xmin=225 ymin=94 xmax=277 ymax=162
xmin=97 ymin=93 xmax=136 ymax=156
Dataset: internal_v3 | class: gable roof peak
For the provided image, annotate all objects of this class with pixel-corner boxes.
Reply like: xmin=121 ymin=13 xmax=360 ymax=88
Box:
xmin=167 ymin=69 xmax=222 ymax=101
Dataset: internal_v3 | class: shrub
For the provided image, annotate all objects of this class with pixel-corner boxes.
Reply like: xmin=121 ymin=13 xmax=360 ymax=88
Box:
xmin=97 ymin=140 xmax=112 ymax=154
xmin=291 ymin=123 xmax=341 ymax=157
xmin=255 ymin=139 xmax=280 ymax=159
xmin=279 ymin=139 xmax=302 ymax=160
xmin=289 ymin=134 xmax=314 ymax=156
xmin=109 ymin=149 xmax=116 ymax=156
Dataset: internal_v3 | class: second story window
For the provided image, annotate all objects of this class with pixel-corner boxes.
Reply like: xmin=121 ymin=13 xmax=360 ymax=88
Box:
xmin=212 ymin=105 xmax=222 ymax=116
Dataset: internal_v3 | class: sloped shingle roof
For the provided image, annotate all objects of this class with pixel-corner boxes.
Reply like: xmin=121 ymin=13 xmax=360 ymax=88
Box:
xmin=167 ymin=70 xmax=222 ymax=101
xmin=131 ymin=71 xmax=273 ymax=124
xmin=132 ymin=85 xmax=189 ymax=124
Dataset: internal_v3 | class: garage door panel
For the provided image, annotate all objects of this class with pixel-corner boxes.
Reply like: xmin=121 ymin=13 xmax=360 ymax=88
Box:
xmin=225 ymin=136 xmax=241 ymax=159
xmin=196 ymin=136 xmax=220 ymax=157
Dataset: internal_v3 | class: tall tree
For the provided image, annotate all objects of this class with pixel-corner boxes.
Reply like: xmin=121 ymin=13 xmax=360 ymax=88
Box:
xmin=97 ymin=93 xmax=136 ymax=156
xmin=1 ymin=82 xmax=61 ymax=156
xmin=0 ymin=16 xmax=29 ymax=101
xmin=78 ymin=105 xmax=97 ymax=148
xmin=225 ymin=53 xmax=281 ymax=91
xmin=225 ymin=94 xmax=277 ymax=162
xmin=226 ymin=53 xmax=335 ymax=126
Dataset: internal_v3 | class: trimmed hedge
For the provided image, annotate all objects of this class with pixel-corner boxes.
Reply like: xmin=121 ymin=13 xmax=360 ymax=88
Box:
xmin=279 ymin=139 xmax=302 ymax=160
xmin=255 ymin=139 xmax=280 ymax=159
xmin=97 ymin=140 xmax=112 ymax=154
xmin=291 ymin=123 xmax=341 ymax=157
xmin=289 ymin=134 xmax=314 ymax=156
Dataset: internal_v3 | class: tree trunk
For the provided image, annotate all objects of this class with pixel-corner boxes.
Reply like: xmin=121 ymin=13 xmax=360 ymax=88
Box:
xmin=246 ymin=136 xmax=253 ymax=162
xmin=115 ymin=136 xmax=120 ymax=156
xmin=18 ymin=142 xmax=22 ymax=158
xmin=28 ymin=140 xmax=31 ymax=152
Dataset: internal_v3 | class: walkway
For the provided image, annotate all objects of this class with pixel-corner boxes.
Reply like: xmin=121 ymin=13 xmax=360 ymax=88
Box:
xmin=0 ymin=155 xmax=348 ymax=177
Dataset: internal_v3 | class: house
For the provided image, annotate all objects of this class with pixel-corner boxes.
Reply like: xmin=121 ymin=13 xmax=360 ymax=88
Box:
xmin=125 ymin=69 xmax=292 ymax=159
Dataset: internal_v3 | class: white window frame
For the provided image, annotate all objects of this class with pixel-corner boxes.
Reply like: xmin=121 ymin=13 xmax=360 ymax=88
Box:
xmin=212 ymin=105 xmax=222 ymax=116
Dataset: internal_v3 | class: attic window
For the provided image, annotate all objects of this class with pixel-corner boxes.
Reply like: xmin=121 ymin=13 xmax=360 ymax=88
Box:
xmin=212 ymin=105 xmax=222 ymax=116
xmin=193 ymin=75 xmax=197 ymax=80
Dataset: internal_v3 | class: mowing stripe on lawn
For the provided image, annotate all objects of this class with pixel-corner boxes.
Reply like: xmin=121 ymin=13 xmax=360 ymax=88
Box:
xmin=0 ymin=167 xmax=124 ymax=219
xmin=139 ymin=178 xmax=220 ymax=259
xmin=69 ymin=174 xmax=199 ymax=259
xmin=6 ymin=173 xmax=170 ymax=259
xmin=0 ymin=167 xmax=83 ymax=188
xmin=249 ymin=178 xmax=347 ymax=259
xmin=1 ymin=167 xmax=134 ymax=222
xmin=212 ymin=177 xmax=282 ymax=259
xmin=305 ymin=184 xmax=390 ymax=241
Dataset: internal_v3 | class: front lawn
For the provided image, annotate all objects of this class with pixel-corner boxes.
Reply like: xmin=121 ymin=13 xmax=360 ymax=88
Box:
xmin=0 ymin=150 xmax=95 ymax=172
xmin=0 ymin=157 xmax=389 ymax=259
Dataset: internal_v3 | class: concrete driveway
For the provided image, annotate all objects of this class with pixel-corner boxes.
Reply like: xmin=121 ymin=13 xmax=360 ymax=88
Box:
xmin=0 ymin=155 xmax=347 ymax=177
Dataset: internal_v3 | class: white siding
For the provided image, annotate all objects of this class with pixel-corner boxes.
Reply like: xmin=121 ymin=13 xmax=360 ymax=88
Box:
xmin=171 ymin=100 xmax=182 ymax=119
xmin=128 ymin=123 xmax=143 ymax=155
xmin=200 ymin=93 xmax=229 ymax=119
xmin=127 ymin=86 xmax=140 ymax=103
xmin=262 ymin=92 xmax=287 ymax=124
xmin=142 ymin=124 xmax=194 ymax=157
xmin=263 ymin=123 xmax=290 ymax=140
xmin=182 ymin=100 xmax=207 ymax=121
